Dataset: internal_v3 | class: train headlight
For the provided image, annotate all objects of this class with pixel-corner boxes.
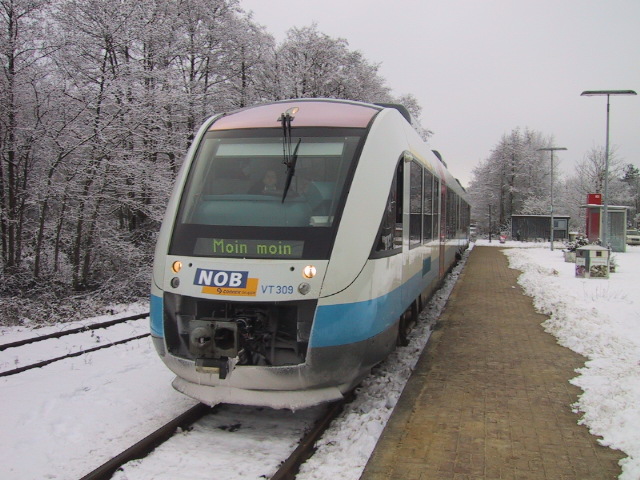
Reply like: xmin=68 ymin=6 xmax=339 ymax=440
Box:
xmin=171 ymin=261 xmax=183 ymax=273
xmin=298 ymin=283 xmax=311 ymax=295
xmin=302 ymin=265 xmax=317 ymax=279
xmin=170 ymin=277 xmax=180 ymax=288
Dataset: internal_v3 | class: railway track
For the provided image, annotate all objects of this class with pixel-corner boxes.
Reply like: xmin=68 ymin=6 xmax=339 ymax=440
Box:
xmin=270 ymin=394 xmax=353 ymax=480
xmin=79 ymin=403 xmax=213 ymax=480
xmin=0 ymin=312 xmax=151 ymax=377
xmin=79 ymin=395 xmax=352 ymax=480
xmin=2 ymin=310 xmax=356 ymax=479
xmin=3 ymin=309 xmax=356 ymax=479
xmin=0 ymin=312 xmax=150 ymax=351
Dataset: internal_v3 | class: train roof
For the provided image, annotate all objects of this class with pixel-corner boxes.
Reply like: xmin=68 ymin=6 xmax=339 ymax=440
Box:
xmin=209 ymin=99 xmax=383 ymax=131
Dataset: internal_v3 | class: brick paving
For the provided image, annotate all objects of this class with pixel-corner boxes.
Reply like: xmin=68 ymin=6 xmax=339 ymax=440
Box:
xmin=360 ymin=246 xmax=623 ymax=480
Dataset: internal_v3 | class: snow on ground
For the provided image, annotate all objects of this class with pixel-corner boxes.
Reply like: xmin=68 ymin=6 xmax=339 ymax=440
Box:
xmin=0 ymin=335 xmax=196 ymax=480
xmin=0 ymin=265 xmax=460 ymax=480
xmin=0 ymin=317 xmax=149 ymax=374
xmin=1 ymin=242 xmax=638 ymax=479
xmin=0 ymin=301 xmax=149 ymax=344
xmin=497 ymin=240 xmax=640 ymax=480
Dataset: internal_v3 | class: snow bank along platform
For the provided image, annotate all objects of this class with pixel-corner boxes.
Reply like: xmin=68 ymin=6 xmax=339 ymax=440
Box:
xmin=360 ymin=246 xmax=623 ymax=479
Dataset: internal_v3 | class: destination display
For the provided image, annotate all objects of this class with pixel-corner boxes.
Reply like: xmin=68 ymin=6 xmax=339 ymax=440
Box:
xmin=194 ymin=237 xmax=304 ymax=258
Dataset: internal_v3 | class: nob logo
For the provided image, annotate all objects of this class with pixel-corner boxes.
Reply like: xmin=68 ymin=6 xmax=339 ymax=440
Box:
xmin=194 ymin=268 xmax=248 ymax=289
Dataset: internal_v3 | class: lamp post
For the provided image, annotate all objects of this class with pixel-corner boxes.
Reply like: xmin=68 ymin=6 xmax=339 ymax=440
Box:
xmin=488 ymin=204 xmax=492 ymax=243
xmin=581 ymin=90 xmax=637 ymax=246
xmin=537 ymin=147 xmax=567 ymax=250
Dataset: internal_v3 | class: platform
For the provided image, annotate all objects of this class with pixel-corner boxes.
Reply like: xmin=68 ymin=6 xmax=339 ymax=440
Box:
xmin=360 ymin=246 xmax=623 ymax=479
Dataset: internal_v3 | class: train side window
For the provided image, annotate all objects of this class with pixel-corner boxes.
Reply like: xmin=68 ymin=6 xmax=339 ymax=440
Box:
xmin=371 ymin=161 xmax=403 ymax=256
xmin=455 ymin=195 xmax=461 ymax=236
xmin=446 ymin=191 xmax=458 ymax=239
xmin=435 ymin=178 xmax=442 ymax=240
xmin=463 ymin=202 xmax=471 ymax=234
xmin=423 ymin=169 xmax=434 ymax=242
xmin=409 ymin=161 xmax=422 ymax=248
xmin=395 ymin=163 xmax=403 ymax=248
xmin=446 ymin=191 xmax=452 ymax=239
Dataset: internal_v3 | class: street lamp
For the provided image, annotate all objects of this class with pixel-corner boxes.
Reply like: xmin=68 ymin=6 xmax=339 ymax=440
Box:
xmin=581 ymin=90 xmax=637 ymax=246
xmin=488 ymin=204 xmax=492 ymax=243
xmin=537 ymin=147 xmax=567 ymax=251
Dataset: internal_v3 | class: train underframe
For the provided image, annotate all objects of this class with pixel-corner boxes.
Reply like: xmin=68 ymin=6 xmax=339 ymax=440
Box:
xmin=162 ymin=292 xmax=317 ymax=378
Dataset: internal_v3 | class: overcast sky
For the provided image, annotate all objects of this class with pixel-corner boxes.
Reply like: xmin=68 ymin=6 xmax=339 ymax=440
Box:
xmin=240 ymin=0 xmax=639 ymax=188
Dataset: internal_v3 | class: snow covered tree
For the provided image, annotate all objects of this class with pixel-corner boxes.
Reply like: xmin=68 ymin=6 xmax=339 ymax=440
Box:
xmin=221 ymin=15 xmax=276 ymax=108
xmin=0 ymin=3 xmax=430 ymax=320
xmin=393 ymin=93 xmax=432 ymax=141
xmin=558 ymin=146 xmax=630 ymax=233
xmin=572 ymin=145 xmax=625 ymax=199
xmin=275 ymin=24 xmax=390 ymax=102
xmin=621 ymin=164 xmax=639 ymax=226
xmin=0 ymin=0 xmax=52 ymax=273
xmin=468 ymin=128 xmax=552 ymax=233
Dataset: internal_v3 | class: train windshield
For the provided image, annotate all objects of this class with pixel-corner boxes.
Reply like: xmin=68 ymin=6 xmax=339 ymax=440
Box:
xmin=170 ymin=128 xmax=364 ymax=259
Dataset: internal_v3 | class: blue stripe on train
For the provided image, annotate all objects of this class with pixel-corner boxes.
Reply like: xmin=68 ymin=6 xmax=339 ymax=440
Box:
xmin=310 ymin=267 xmax=434 ymax=348
xmin=150 ymin=294 xmax=164 ymax=337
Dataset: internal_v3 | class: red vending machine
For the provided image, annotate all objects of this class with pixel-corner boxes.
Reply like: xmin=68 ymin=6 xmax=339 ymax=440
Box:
xmin=585 ymin=193 xmax=602 ymax=242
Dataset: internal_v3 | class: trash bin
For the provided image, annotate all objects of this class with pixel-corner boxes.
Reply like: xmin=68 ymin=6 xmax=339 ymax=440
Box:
xmin=575 ymin=245 xmax=610 ymax=279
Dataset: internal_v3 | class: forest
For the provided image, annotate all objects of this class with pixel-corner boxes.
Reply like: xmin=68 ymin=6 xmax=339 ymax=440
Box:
xmin=0 ymin=0 xmax=426 ymax=324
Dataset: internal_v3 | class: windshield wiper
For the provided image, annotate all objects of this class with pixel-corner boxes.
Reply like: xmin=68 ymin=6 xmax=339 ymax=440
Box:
xmin=282 ymin=138 xmax=301 ymax=203
xmin=278 ymin=106 xmax=300 ymax=203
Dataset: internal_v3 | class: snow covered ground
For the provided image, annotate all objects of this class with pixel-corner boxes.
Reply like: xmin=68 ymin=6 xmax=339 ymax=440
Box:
xmin=1 ymin=241 xmax=638 ymax=479
xmin=0 ymin=263 xmax=460 ymax=480
xmin=498 ymin=240 xmax=640 ymax=480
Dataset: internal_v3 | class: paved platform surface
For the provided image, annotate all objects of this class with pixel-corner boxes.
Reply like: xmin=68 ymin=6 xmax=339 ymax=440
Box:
xmin=360 ymin=246 xmax=623 ymax=479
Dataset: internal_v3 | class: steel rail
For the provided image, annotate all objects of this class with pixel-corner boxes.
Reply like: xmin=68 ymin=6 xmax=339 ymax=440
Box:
xmin=78 ymin=403 xmax=214 ymax=480
xmin=0 ymin=333 xmax=150 ymax=378
xmin=270 ymin=393 xmax=354 ymax=480
xmin=78 ymin=394 xmax=351 ymax=480
xmin=0 ymin=311 xmax=150 ymax=351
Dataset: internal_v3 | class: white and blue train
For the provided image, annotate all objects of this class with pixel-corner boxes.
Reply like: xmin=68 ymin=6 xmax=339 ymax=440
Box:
xmin=150 ymin=99 xmax=470 ymax=409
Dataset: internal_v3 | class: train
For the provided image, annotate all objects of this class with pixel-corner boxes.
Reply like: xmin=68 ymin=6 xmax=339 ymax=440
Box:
xmin=150 ymin=99 xmax=470 ymax=409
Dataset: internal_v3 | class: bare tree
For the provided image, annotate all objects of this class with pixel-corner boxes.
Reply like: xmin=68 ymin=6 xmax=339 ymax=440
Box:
xmin=573 ymin=145 xmax=625 ymax=197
